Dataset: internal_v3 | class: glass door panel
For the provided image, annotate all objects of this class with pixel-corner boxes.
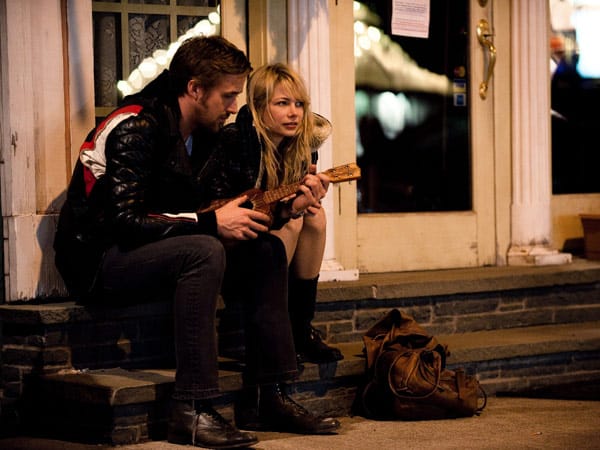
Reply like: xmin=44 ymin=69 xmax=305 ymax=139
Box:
xmin=355 ymin=0 xmax=498 ymax=273
xmin=355 ymin=0 xmax=470 ymax=213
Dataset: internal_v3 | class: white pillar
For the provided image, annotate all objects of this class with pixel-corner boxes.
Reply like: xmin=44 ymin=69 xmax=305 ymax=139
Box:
xmin=508 ymin=0 xmax=571 ymax=265
xmin=287 ymin=0 xmax=358 ymax=280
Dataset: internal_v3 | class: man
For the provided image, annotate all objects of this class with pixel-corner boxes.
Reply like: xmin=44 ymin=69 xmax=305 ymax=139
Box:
xmin=54 ymin=36 xmax=338 ymax=449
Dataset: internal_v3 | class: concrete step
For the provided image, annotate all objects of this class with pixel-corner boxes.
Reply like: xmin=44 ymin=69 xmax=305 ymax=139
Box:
xmin=27 ymin=320 xmax=600 ymax=445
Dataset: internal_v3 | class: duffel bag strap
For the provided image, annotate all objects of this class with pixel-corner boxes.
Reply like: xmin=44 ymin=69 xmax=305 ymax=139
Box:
xmin=387 ymin=350 xmax=441 ymax=400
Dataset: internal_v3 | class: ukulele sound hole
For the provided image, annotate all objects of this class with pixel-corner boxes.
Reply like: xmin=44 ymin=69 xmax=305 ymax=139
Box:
xmin=240 ymin=199 xmax=254 ymax=210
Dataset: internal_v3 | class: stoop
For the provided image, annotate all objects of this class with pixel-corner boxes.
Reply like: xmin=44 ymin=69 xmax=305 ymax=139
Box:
xmin=21 ymin=321 xmax=600 ymax=445
xmin=3 ymin=258 xmax=600 ymax=444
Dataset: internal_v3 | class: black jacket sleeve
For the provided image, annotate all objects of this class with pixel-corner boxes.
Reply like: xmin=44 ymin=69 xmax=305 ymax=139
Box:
xmin=105 ymin=112 xmax=217 ymax=249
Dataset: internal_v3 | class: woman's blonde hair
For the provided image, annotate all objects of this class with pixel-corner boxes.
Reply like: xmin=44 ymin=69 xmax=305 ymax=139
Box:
xmin=247 ymin=63 xmax=314 ymax=189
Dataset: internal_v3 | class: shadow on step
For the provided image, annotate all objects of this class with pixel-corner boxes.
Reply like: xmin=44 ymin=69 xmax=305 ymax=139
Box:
xmin=499 ymin=381 xmax=600 ymax=401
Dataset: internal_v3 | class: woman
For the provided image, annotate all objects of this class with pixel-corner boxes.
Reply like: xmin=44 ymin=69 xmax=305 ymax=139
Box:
xmin=214 ymin=63 xmax=344 ymax=365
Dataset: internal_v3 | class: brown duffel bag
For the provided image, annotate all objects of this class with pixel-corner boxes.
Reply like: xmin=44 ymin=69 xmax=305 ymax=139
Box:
xmin=359 ymin=309 xmax=487 ymax=420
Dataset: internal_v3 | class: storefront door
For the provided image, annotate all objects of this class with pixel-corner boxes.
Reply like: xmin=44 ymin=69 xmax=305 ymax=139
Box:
xmin=354 ymin=0 xmax=506 ymax=272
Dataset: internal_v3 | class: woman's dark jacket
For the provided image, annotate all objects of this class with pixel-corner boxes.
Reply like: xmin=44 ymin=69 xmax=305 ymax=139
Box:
xmin=54 ymin=71 xmax=220 ymax=298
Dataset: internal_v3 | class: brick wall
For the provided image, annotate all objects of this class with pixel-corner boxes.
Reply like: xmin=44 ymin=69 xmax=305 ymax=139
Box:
xmin=315 ymin=282 xmax=600 ymax=344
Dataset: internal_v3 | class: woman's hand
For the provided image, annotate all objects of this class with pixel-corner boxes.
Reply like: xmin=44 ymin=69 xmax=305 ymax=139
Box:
xmin=290 ymin=167 xmax=331 ymax=217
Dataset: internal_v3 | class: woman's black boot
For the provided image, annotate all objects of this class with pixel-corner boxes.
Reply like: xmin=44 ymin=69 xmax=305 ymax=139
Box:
xmin=288 ymin=276 xmax=344 ymax=364
xmin=168 ymin=399 xmax=258 ymax=448
xmin=234 ymin=384 xmax=340 ymax=435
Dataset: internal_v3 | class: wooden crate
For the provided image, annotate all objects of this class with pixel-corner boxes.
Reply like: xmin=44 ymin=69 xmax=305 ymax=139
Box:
xmin=580 ymin=214 xmax=600 ymax=260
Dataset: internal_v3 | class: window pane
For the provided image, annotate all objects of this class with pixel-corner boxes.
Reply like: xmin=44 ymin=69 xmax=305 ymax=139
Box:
xmin=93 ymin=12 xmax=122 ymax=107
xmin=550 ymin=0 xmax=600 ymax=194
xmin=177 ymin=15 xmax=203 ymax=37
xmin=355 ymin=1 xmax=470 ymax=213
xmin=129 ymin=0 xmax=169 ymax=5
xmin=129 ymin=14 xmax=170 ymax=69
xmin=93 ymin=0 xmax=221 ymax=119
xmin=177 ymin=0 xmax=219 ymax=5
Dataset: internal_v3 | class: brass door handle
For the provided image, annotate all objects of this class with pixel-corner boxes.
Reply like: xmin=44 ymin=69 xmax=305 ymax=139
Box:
xmin=476 ymin=19 xmax=496 ymax=100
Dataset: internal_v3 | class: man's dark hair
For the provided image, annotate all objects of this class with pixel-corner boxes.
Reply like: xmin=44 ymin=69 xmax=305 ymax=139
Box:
xmin=169 ymin=35 xmax=252 ymax=96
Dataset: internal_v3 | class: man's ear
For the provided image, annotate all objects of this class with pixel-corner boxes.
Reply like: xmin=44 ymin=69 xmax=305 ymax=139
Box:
xmin=187 ymin=80 xmax=203 ymax=101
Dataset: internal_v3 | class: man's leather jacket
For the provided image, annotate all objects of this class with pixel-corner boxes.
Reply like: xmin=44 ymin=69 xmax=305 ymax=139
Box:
xmin=54 ymin=71 xmax=220 ymax=299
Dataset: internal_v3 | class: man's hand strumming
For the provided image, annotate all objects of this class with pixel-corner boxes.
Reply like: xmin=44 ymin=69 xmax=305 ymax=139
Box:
xmin=215 ymin=195 xmax=270 ymax=240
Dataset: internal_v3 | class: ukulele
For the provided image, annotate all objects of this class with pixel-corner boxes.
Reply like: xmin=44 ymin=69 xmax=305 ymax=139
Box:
xmin=199 ymin=162 xmax=361 ymax=218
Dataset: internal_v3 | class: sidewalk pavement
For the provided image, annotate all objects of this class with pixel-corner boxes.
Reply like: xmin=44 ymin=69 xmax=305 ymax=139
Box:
xmin=1 ymin=395 xmax=599 ymax=450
